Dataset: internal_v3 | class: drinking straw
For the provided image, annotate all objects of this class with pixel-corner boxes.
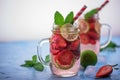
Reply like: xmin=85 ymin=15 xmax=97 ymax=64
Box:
xmin=97 ymin=0 xmax=109 ymax=11
xmin=74 ymin=5 xmax=87 ymax=21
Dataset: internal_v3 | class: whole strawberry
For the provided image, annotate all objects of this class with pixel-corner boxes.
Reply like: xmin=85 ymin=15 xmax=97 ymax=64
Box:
xmin=96 ymin=64 xmax=118 ymax=78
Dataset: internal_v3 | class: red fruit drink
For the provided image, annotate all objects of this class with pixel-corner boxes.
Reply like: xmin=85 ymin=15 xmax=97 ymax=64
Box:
xmin=50 ymin=23 xmax=80 ymax=77
xmin=78 ymin=0 xmax=110 ymax=54
xmin=78 ymin=14 xmax=101 ymax=54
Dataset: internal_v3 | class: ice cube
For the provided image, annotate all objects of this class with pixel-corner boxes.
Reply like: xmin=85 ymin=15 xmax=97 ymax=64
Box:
xmin=84 ymin=66 xmax=97 ymax=79
xmin=96 ymin=55 xmax=107 ymax=66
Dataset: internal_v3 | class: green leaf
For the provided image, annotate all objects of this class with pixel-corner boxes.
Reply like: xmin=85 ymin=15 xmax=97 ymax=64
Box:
xmin=54 ymin=11 xmax=64 ymax=26
xmin=21 ymin=64 xmax=31 ymax=67
xmin=21 ymin=55 xmax=45 ymax=71
xmin=64 ymin=11 xmax=74 ymax=24
xmin=21 ymin=60 xmax=34 ymax=67
xmin=32 ymin=55 xmax=37 ymax=63
xmin=106 ymin=41 xmax=118 ymax=48
xmin=25 ymin=60 xmax=35 ymax=67
xmin=34 ymin=62 xmax=44 ymax=71
xmin=100 ymin=41 xmax=120 ymax=52
xmin=84 ymin=8 xmax=98 ymax=20
xmin=45 ymin=55 xmax=50 ymax=63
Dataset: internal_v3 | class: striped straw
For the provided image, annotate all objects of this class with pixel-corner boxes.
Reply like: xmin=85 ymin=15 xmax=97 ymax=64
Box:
xmin=97 ymin=0 xmax=109 ymax=11
xmin=74 ymin=5 xmax=87 ymax=21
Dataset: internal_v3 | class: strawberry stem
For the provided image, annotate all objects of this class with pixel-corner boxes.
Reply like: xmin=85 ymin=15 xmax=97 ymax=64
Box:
xmin=111 ymin=64 xmax=119 ymax=70
xmin=114 ymin=67 xmax=119 ymax=70
xmin=110 ymin=64 xmax=118 ymax=67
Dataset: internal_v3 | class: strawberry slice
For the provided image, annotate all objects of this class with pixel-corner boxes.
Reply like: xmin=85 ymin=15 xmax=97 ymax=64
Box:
xmin=69 ymin=38 xmax=80 ymax=50
xmin=90 ymin=39 xmax=96 ymax=45
xmin=87 ymin=31 xmax=100 ymax=40
xmin=96 ymin=65 xmax=113 ymax=78
xmin=87 ymin=17 xmax=96 ymax=23
xmin=73 ymin=50 xmax=80 ymax=60
xmin=50 ymin=43 xmax=60 ymax=55
xmin=55 ymin=50 xmax=74 ymax=69
xmin=80 ymin=33 xmax=90 ymax=44
xmin=89 ymin=22 xmax=95 ymax=30
xmin=51 ymin=34 xmax=67 ymax=49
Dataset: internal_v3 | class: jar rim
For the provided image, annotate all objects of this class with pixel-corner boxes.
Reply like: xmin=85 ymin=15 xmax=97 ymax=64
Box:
xmin=51 ymin=29 xmax=80 ymax=34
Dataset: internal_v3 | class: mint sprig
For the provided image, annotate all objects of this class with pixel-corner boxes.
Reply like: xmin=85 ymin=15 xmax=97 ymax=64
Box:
xmin=100 ymin=41 xmax=120 ymax=52
xmin=33 ymin=62 xmax=44 ymax=71
xmin=54 ymin=11 xmax=74 ymax=26
xmin=64 ymin=11 xmax=74 ymax=24
xmin=54 ymin=11 xmax=64 ymax=26
xmin=21 ymin=60 xmax=35 ymax=67
xmin=45 ymin=55 xmax=50 ymax=63
xmin=21 ymin=55 xmax=44 ymax=71
xmin=84 ymin=8 xmax=98 ymax=20
xmin=32 ymin=55 xmax=37 ymax=63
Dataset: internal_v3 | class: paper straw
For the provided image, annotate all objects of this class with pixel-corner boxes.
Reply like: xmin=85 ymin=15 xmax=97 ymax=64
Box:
xmin=97 ymin=0 xmax=109 ymax=11
xmin=74 ymin=5 xmax=87 ymax=21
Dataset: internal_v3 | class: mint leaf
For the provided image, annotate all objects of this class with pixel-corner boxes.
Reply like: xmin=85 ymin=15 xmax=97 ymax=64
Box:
xmin=85 ymin=8 xmax=98 ymax=20
xmin=34 ymin=62 xmax=44 ymax=71
xmin=45 ymin=55 xmax=50 ymax=63
xmin=106 ymin=41 xmax=118 ymax=48
xmin=25 ymin=60 xmax=35 ymax=67
xmin=54 ymin=11 xmax=64 ymax=26
xmin=21 ymin=55 xmax=45 ymax=72
xmin=100 ymin=41 xmax=120 ymax=52
xmin=21 ymin=60 xmax=34 ymax=67
xmin=32 ymin=55 xmax=37 ymax=63
xmin=21 ymin=64 xmax=31 ymax=67
xmin=64 ymin=11 xmax=74 ymax=24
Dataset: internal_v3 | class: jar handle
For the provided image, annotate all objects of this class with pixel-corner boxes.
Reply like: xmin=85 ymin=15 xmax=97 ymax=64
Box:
xmin=37 ymin=38 xmax=50 ymax=66
xmin=100 ymin=23 xmax=112 ymax=49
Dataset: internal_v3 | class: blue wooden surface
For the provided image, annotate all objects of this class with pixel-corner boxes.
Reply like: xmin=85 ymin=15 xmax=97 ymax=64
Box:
xmin=0 ymin=36 xmax=120 ymax=80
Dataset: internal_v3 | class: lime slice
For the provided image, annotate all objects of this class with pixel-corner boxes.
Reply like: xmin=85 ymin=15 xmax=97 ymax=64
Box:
xmin=60 ymin=23 xmax=79 ymax=41
xmin=80 ymin=50 xmax=97 ymax=68
xmin=95 ymin=20 xmax=101 ymax=34
xmin=78 ymin=19 xmax=89 ymax=33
